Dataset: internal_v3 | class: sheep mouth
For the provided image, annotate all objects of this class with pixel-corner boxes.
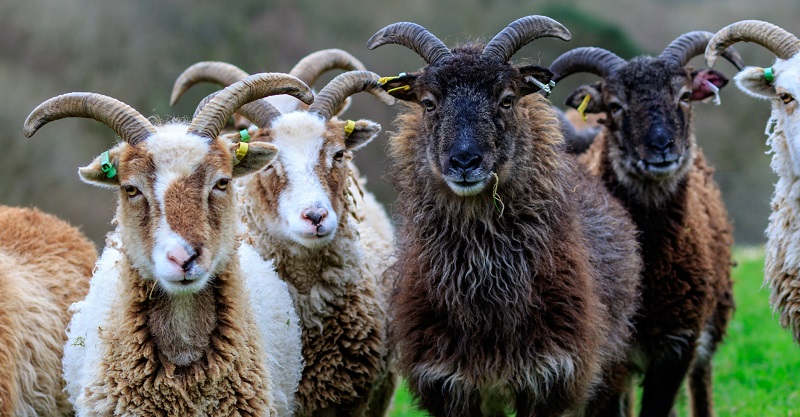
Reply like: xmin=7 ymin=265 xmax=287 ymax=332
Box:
xmin=446 ymin=178 xmax=490 ymax=196
xmin=636 ymin=158 xmax=681 ymax=177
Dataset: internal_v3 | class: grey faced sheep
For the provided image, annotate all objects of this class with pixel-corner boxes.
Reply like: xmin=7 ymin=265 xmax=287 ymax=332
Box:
xmin=0 ymin=206 xmax=96 ymax=416
xmin=550 ymin=31 xmax=743 ymax=417
xmin=24 ymin=73 xmax=311 ymax=417
xmin=369 ymin=16 xmax=642 ymax=417
xmin=706 ymin=20 xmax=800 ymax=345
xmin=192 ymin=71 xmax=397 ymax=417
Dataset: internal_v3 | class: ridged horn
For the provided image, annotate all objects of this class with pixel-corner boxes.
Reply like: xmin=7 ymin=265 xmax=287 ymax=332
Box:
xmin=308 ymin=71 xmax=396 ymax=120
xmin=193 ymin=91 xmax=283 ymax=129
xmin=660 ymin=31 xmax=745 ymax=70
xmin=367 ymin=22 xmax=451 ymax=65
xmin=170 ymin=61 xmax=250 ymax=106
xmin=188 ymin=73 xmax=313 ymax=139
xmin=289 ymin=49 xmax=367 ymax=86
xmin=24 ymin=92 xmax=156 ymax=145
xmin=483 ymin=15 xmax=572 ymax=63
xmin=706 ymin=20 xmax=800 ymax=67
xmin=549 ymin=47 xmax=626 ymax=82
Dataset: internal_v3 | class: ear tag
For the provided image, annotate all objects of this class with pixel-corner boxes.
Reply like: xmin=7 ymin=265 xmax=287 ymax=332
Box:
xmin=577 ymin=94 xmax=592 ymax=122
xmin=239 ymin=129 xmax=251 ymax=143
xmin=378 ymin=73 xmax=406 ymax=86
xmin=764 ymin=67 xmax=775 ymax=84
xmin=527 ymin=76 xmax=553 ymax=96
xmin=100 ymin=151 xmax=117 ymax=179
xmin=704 ymin=80 xmax=721 ymax=106
xmin=387 ymin=85 xmax=410 ymax=94
xmin=234 ymin=142 xmax=249 ymax=166
xmin=344 ymin=119 xmax=356 ymax=137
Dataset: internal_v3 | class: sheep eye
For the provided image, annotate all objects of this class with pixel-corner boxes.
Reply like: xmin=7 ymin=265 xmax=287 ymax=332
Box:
xmin=500 ymin=95 xmax=515 ymax=109
xmin=123 ymin=185 xmax=140 ymax=197
xmin=608 ymin=102 xmax=623 ymax=114
xmin=680 ymin=91 xmax=692 ymax=102
xmin=421 ymin=99 xmax=436 ymax=112
xmin=781 ymin=93 xmax=795 ymax=104
xmin=333 ymin=150 xmax=345 ymax=162
xmin=214 ymin=178 xmax=229 ymax=191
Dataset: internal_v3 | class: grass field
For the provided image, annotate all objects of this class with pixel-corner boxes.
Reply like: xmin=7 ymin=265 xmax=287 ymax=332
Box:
xmin=388 ymin=247 xmax=800 ymax=417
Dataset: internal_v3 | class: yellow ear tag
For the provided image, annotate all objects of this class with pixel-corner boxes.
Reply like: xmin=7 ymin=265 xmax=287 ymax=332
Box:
xmin=344 ymin=120 xmax=356 ymax=137
xmin=577 ymin=94 xmax=591 ymax=122
xmin=234 ymin=142 xmax=249 ymax=166
xmin=387 ymin=85 xmax=410 ymax=94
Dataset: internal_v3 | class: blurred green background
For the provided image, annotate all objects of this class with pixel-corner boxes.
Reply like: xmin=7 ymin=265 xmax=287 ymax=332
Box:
xmin=0 ymin=0 xmax=796 ymax=246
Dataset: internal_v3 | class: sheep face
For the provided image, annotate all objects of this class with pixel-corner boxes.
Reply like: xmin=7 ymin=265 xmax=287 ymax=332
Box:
xmin=244 ymin=112 xmax=379 ymax=249
xmin=382 ymin=45 xmax=553 ymax=197
xmin=79 ymin=124 xmax=278 ymax=294
xmin=566 ymin=58 xmax=727 ymax=192
xmin=735 ymin=55 xmax=800 ymax=173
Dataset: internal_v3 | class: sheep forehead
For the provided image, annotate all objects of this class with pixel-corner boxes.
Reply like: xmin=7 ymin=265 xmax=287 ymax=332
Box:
xmin=270 ymin=112 xmax=330 ymax=167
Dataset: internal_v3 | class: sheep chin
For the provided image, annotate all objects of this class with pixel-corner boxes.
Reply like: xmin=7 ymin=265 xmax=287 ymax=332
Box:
xmin=445 ymin=177 xmax=490 ymax=197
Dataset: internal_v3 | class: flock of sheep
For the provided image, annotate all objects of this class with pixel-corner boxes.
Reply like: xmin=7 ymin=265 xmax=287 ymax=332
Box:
xmin=1 ymin=13 xmax=797 ymax=417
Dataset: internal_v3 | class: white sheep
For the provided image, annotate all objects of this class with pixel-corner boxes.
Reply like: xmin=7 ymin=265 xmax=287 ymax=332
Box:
xmin=0 ymin=205 xmax=96 ymax=417
xmin=706 ymin=20 xmax=800 ymax=344
xmin=193 ymin=70 xmax=397 ymax=417
xmin=23 ymin=73 xmax=311 ymax=416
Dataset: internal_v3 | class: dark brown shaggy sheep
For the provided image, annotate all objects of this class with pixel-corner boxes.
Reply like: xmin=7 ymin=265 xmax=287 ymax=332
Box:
xmin=550 ymin=31 xmax=741 ymax=417
xmin=369 ymin=16 xmax=642 ymax=417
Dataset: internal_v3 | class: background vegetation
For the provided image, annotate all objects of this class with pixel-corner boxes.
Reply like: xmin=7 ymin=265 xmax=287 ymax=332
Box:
xmin=0 ymin=0 xmax=796 ymax=245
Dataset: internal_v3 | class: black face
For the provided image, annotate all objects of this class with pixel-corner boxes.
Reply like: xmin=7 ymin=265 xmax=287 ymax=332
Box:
xmin=382 ymin=45 xmax=553 ymax=196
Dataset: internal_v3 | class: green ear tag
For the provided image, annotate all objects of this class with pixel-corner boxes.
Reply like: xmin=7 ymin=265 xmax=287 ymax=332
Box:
xmin=239 ymin=129 xmax=251 ymax=143
xmin=764 ymin=67 xmax=775 ymax=83
xmin=100 ymin=151 xmax=117 ymax=179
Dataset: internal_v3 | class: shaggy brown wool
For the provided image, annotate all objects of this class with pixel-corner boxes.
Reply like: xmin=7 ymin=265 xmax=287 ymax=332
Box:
xmin=81 ymin=255 xmax=275 ymax=417
xmin=580 ymin=133 xmax=734 ymax=416
xmin=0 ymin=206 xmax=96 ymax=416
xmin=387 ymin=93 xmax=641 ymax=417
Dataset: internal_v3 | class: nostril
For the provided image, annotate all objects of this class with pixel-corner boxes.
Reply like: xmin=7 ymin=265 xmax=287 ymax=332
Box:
xmin=167 ymin=246 xmax=198 ymax=272
xmin=302 ymin=208 xmax=328 ymax=226
xmin=182 ymin=249 xmax=199 ymax=272
xmin=450 ymin=152 xmax=482 ymax=171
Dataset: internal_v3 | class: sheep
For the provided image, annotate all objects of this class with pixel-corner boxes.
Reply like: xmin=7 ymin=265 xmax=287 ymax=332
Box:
xmin=706 ymin=20 xmax=800 ymax=345
xmin=367 ymin=16 xmax=643 ymax=417
xmin=549 ymin=31 xmax=743 ymax=417
xmin=0 ymin=205 xmax=96 ymax=416
xmin=171 ymin=48 xmax=370 ymax=129
xmin=23 ymin=73 xmax=312 ymax=416
xmin=192 ymin=70 xmax=398 ymax=417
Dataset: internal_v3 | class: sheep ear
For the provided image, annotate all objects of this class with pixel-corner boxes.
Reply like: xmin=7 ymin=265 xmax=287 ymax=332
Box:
xmin=230 ymin=141 xmax=279 ymax=177
xmin=734 ymin=66 xmax=777 ymax=100
xmin=379 ymin=73 xmax=418 ymax=102
xmin=344 ymin=119 xmax=381 ymax=151
xmin=79 ymin=147 xmax=123 ymax=188
xmin=690 ymin=69 xmax=728 ymax=101
xmin=565 ymin=82 xmax=605 ymax=113
xmin=519 ymin=65 xmax=554 ymax=96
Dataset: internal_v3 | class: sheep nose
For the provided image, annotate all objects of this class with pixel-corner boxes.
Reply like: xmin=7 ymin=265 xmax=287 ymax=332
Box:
xmin=450 ymin=151 xmax=483 ymax=172
xmin=645 ymin=127 xmax=674 ymax=153
xmin=302 ymin=208 xmax=328 ymax=226
xmin=168 ymin=246 xmax=199 ymax=272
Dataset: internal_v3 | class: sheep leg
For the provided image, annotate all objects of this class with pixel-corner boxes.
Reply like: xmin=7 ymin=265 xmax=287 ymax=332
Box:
xmin=687 ymin=359 xmax=714 ymax=417
xmin=413 ymin=378 xmax=482 ymax=417
xmin=638 ymin=358 xmax=692 ymax=417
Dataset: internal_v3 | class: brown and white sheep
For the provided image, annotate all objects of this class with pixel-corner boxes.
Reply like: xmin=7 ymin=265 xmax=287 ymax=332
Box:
xmin=193 ymin=70 xmax=398 ymax=417
xmin=369 ymin=16 xmax=642 ymax=417
xmin=24 ymin=73 xmax=311 ymax=416
xmin=0 ymin=206 xmax=96 ymax=416
xmin=706 ymin=20 xmax=800 ymax=344
xmin=550 ymin=31 xmax=743 ymax=417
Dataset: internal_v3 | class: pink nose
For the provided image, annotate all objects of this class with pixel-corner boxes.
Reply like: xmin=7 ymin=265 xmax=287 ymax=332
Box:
xmin=167 ymin=246 xmax=198 ymax=272
xmin=301 ymin=208 xmax=328 ymax=226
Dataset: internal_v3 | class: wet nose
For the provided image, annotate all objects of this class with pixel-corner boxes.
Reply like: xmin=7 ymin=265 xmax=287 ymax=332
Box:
xmin=302 ymin=207 xmax=329 ymax=226
xmin=449 ymin=151 xmax=482 ymax=172
xmin=646 ymin=126 xmax=674 ymax=153
xmin=168 ymin=246 xmax=199 ymax=272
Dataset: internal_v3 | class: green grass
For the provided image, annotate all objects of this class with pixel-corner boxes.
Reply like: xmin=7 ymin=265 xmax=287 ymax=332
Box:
xmin=388 ymin=247 xmax=800 ymax=417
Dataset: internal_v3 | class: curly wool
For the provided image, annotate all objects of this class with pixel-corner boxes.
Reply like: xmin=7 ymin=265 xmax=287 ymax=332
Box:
xmin=237 ymin=171 xmax=395 ymax=417
xmin=0 ymin=206 xmax=96 ymax=417
xmin=763 ymin=120 xmax=800 ymax=343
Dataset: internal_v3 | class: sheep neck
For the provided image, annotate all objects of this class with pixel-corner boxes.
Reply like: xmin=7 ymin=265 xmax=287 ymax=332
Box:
xmin=147 ymin=286 xmax=217 ymax=366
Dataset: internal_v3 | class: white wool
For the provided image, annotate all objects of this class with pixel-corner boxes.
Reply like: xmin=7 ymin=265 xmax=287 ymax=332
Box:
xmin=239 ymin=243 xmax=303 ymax=417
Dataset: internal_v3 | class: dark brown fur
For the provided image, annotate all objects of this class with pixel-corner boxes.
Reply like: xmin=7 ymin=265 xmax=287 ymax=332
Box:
xmin=385 ymin=44 xmax=642 ymax=417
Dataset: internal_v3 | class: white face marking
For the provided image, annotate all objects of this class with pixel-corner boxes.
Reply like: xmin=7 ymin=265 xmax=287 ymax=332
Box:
xmin=269 ymin=113 xmax=339 ymax=248
xmin=773 ymin=56 xmax=800 ymax=175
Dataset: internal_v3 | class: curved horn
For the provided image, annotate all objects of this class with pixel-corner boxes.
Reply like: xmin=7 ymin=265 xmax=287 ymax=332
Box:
xmin=188 ymin=73 xmax=313 ymax=139
xmin=24 ymin=92 xmax=156 ymax=145
xmin=483 ymin=15 xmax=572 ymax=63
xmin=308 ymin=71 xmax=396 ymax=120
xmin=549 ymin=47 xmax=626 ymax=82
xmin=367 ymin=22 xmax=451 ymax=65
xmin=193 ymin=91 xmax=283 ymax=129
xmin=660 ymin=31 xmax=745 ymax=70
xmin=289 ymin=49 xmax=367 ymax=86
xmin=706 ymin=20 xmax=800 ymax=67
xmin=170 ymin=61 xmax=250 ymax=106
